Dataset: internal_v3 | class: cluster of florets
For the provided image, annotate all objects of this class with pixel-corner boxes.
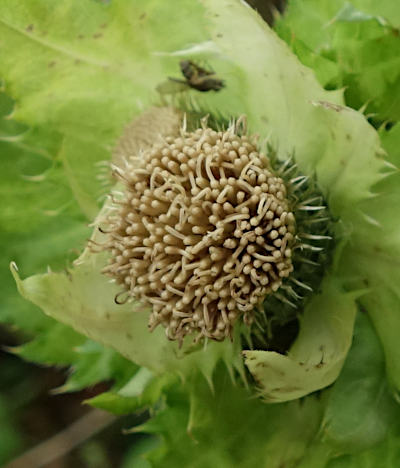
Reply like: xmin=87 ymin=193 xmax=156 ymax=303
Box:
xmin=100 ymin=122 xmax=296 ymax=342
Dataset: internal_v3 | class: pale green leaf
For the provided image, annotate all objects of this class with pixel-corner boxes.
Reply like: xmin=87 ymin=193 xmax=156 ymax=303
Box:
xmin=339 ymin=123 xmax=400 ymax=392
xmin=244 ymin=275 xmax=357 ymax=402
xmin=322 ymin=313 xmax=398 ymax=452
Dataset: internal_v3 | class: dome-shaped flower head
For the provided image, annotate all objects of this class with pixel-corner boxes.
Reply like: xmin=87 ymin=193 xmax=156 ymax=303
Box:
xmin=10 ymin=0 xmax=399 ymax=407
xmin=101 ymin=117 xmax=301 ymax=343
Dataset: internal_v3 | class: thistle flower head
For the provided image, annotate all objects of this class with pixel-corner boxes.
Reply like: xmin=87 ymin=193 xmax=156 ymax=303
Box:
xmin=101 ymin=118 xmax=297 ymax=342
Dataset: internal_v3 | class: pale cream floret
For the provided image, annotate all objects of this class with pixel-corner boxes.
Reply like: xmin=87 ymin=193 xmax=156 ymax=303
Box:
xmin=102 ymin=123 xmax=296 ymax=343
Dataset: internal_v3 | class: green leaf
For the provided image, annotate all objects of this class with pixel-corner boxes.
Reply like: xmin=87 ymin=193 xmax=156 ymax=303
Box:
xmin=87 ymin=368 xmax=175 ymax=415
xmin=0 ymin=0 xmax=209 ymax=212
xmin=193 ymin=1 xmax=385 ymax=223
xmin=141 ymin=367 xmax=325 ymax=468
xmin=321 ymin=313 xmax=398 ymax=453
xmin=276 ymin=0 xmax=400 ymax=122
xmin=244 ymin=275 xmax=357 ymax=402
xmin=0 ymin=124 xmax=88 ymax=333
xmin=122 ymin=437 xmax=159 ymax=468
xmin=332 ymin=3 xmax=378 ymax=23
xmin=326 ymin=436 xmax=400 ymax=468
xmin=13 ymin=322 xmax=84 ymax=366
xmin=62 ymin=340 xmax=137 ymax=392
xmin=340 ymin=123 xmax=400 ymax=393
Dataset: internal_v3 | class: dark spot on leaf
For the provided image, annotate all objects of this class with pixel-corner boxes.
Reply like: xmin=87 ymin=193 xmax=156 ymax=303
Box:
xmin=26 ymin=24 xmax=34 ymax=32
xmin=315 ymin=363 xmax=324 ymax=369
xmin=216 ymin=33 xmax=223 ymax=38
xmin=256 ymin=361 xmax=267 ymax=368
xmin=105 ymin=313 xmax=110 ymax=319
xmin=48 ymin=61 xmax=56 ymax=68
xmin=64 ymin=269 xmax=72 ymax=280
xmin=363 ymin=278 xmax=370 ymax=287
xmin=346 ymin=133 xmax=351 ymax=141
xmin=126 ymin=333 xmax=133 ymax=340
xmin=271 ymin=386 xmax=301 ymax=393
xmin=139 ymin=12 xmax=146 ymax=20
xmin=93 ymin=32 xmax=103 ymax=39
xmin=74 ymin=59 xmax=81 ymax=65
xmin=78 ymin=34 xmax=85 ymax=39
xmin=100 ymin=23 xmax=107 ymax=28
xmin=316 ymin=101 xmax=345 ymax=112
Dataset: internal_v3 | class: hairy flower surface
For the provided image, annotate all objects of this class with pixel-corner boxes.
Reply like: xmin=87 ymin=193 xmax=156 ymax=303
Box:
xmin=101 ymin=121 xmax=295 ymax=341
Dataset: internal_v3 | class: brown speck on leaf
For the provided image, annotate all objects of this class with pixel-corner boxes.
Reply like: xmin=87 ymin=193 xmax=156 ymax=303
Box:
xmin=216 ymin=33 xmax=223 ymax=38
xmin=256 ymin=361 xmax=267 ymax=368
xmin=246 ymin=355 xmax=257 ymax=361
xmin=26 ymin=24 xmax=34 ymax=32
xmin=78 ymin=34 xmax=85 ymax=39
xmin=315 ymin=101 xmax=346 ymax=112
xmin=93 ymin=32 xmax=103 ymax=39
xmin=100 ymin=23 xmax=107 ymax=29
xmin=139 ymin=12 xmax=146 ymax=20
xmin=64 ymin=269 xmax=73 ymax=281
xmin=48 ymin=61 xmax=56 ymax=68
xmin=74 ymin=59 xmax=81 ymax=65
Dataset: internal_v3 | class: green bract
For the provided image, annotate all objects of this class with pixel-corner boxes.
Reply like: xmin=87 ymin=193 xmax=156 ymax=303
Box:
xmin=2 ymin=0 xmax=400 ymax=466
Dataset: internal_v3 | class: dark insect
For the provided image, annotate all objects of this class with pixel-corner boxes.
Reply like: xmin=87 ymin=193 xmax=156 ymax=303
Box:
xmin=177 ymin=60 xmax=224 ymax=92
xmin=157 ymin=60 xmax=225 ymax=94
